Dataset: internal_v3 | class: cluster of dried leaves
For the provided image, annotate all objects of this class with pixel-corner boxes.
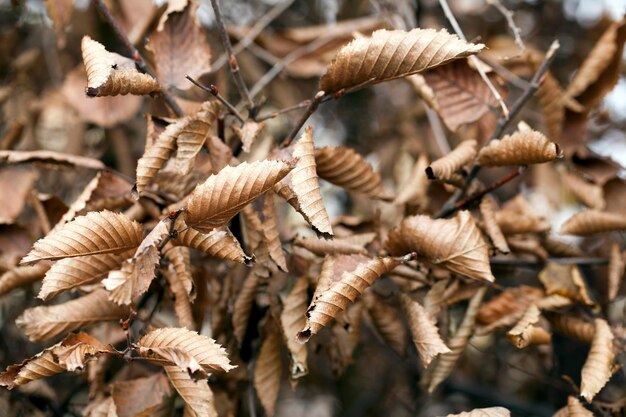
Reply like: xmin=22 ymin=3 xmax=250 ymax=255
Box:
xmin=1 ymin=1 xmax=625 ymax=416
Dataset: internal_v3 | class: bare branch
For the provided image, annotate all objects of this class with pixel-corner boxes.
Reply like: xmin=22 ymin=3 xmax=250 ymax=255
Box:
xmin=486 ymin=0 xmax=525 ymax=54
xmin=185 ymin=75 xmax=245 ymax=123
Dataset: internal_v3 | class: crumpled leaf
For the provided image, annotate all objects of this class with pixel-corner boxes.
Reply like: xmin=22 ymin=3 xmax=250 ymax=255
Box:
xmin=280 ymin=276 xmax=309 ymax=379
xmin=580 ymin=319 xmax=615 ymax=401
xmin=242 ymin=194 xmax=288 ymax=272
xmin=559 ymin=209 xmax=626 ymax=235
xmin=185 ymin=160 xmax=293 ymax=233
xmin=426 ymin=140 xmax=477 ymax=181
xmin=232 ymin=120 xmax=265 ymax=153
xmin=81 ymin=36 xmax=161 ymax=97
xmin=386 ymin=211 xmax=494 ymax=282
xmin=538 ymin=263 xmax=594 ymax=305
xmin=254 ymin=330 xmax=282 ymax=417
xmin=21 ymin=210 xmax=143 ymax=265
xmin=506 ymin=304 xmax=551 ymax=349
xmin=444 ymin=407 xmax=511 ymax=417
xmin=319 ymin=28 xmax=484 ymax=94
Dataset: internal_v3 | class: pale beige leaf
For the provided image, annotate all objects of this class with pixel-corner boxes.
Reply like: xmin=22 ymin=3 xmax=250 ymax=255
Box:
xmin=444 ymin=407 xmax=511 ymax=417
xmin=559 ymin=209 xmax=626 ymax=235
xmin=280 ymin=277 xmax=309 ymax=378
xmin=538 ymin=263 xmax=594 ymax=305
xmin=39 ymin=250 xmax=132 ymax=300
xmin=111 ymin=374 xmax=172 ymax=417
xmin=608 ymin=243 xmax=625 ymax=301
xmin=314 ymin=146 xmax=392 ymax=200
xmin=171 ymin=102 xmax=220 ymax=175
xmin=479 ymin=196 xmax=510 ymax=254
xmin=395 ymin=153 xmax=430 ymax=206
xmin=567 ymin=396 xmax=593 ymax=417
xmin=21 ymin=210 xmax=143 ymax=265
xmin=232 ymin=120 xmax=265 ymax=154
xmin=426 ymin=140 xmax=477 ymax=181
xmin=137 ymin=327 xmax=235 ymax=373
xmin=0 ymin=166 xmax=38 ymax=224
xmin=506 ymin=304 xmax=551 ymax=349
xmin=294 ymin=233 xmax=374 ymax=256
xmin=164 ymin=248 xmax=195 ymax=329
xmin=319 ymin=28 xmax=484 ymax=94
xmin=400 ymin=293 xmax=450 ymax=367
xmin=0 ymin=263 xmax=50 ymax=297
xmin=477 ymin=125 xmax=561 ymax=166
xmin=16 ymin=289 xmax=129 ymax=342
xmin=580 ymin=319 xmax=614 ymax=401
xmin=364 ymin=292 xmax=407 ymax=356
xmin=174 ymin=226 xmax=250 ymax=265
xmin=563 ymin=172 xmax=605 ymax=210
xmin=386 ymin=211 xmax=494 ymax=282
xmin=232 ymin=271 xmax=260 ymax=343
xmin=165 ymin=365 xmax=217 ymax=417
xmin=274 ymin=127 xmax=333 ymax=237
xmin=297 ymin=256 xmax=403 ymax=343
xmin=186 ymin=160 xmax=293 ymax=232
xmin=81 ymin=36 xmax=161 ymax=96
xmin=135 ymin=121 xmax=178 ymax=194
xmin=254 ymin=330 xmax=282 ymax=417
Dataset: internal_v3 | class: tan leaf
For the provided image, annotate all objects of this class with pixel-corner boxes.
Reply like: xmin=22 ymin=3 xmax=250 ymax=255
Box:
xmin=0 ymin=167 xmax=38 ymax=224
xmin=427 ymin=287 xmax=486 ymax=393
xmin=138 ymin=346 xmax=207 ymax=380
xmin=165 ymin=365 xmax=217 ymax=417
xmin=293 ymin=233 xmax=374 ymax=256
xmin=81 ymin=36 xmax=160 ymax=96
xmin=38 ymin=250 xmax=132 ymax=301
xmin=563 ymin=171 xmax=605 ymax=210
xmin=0 ymin=150 xmax=105 ymax=171
xmin=146 ymin=2 xmax=212 ymax=91
xmin=476 ymin=124 xmax=561 ymax=166
xmin=273 ymin=127 xmax=333 ymax=237
xmin=314 ymin=146 xmax=392 ymax=200
xmin=297 ymin=256 xmax=403 ymax=343
xmin=164 ymin=248 xmax=195 ymax=329
xmin=506 ymin=304 xmax=551 ymax=349
xmin=135 ymin=120 xmax=178 ymax=194
xmin=16 ymin=289 xmax=130 ymax=342
xmin=232 ymin=271 xmax=260 ymax=343
xmin=327 ymin=302 xmax=364 ymax=376
xmin=407 ymin=74 xmax=438 ymax=109
xmin=476 ymin=286 xmax=544 ymax=334
xmin=254 ymin=330 xmax=282 ymax=417
xmin=426 ymin=140 xmax=477 ymax=181
xmin=231 ymin=120 xmax=265 ymax=154
xmin=424 ymin=59 xmax=505 ymax=131
xmin=399 ymin=293 xmax=450 ymax=367
xmin=537 ymin=71 xmax=565 ymax=142
xmin=136 ymin=327 xmax=234 ymax=373
xmin=173 ymin=226 xmax=250 ymax=264
xmin=395 ymin=153 xmax=430 ymax=206
xmin=165 ymin=246 xmax=194 ymax=299
xmin=21 ymin=210 xmax=143 ymax=265
xmin=559 ymin=209 xmax=626 ymax=235
xmin=580 ymin=319 xmax=615 ymax=401
xmin=386 ymin=211 xmax=494 ymax=282
xmin=280 ymin=276 xmax=309 ymax=378
xmin=538 ymin=263 xmax=594 ymax=305
xmin=507 ymin=235 xmax=549 ymax=262
xmin=111 ymin=374 xmax=172 ymax=417
xmin=541 ymin=236 xmax=585 ymax=258
xmin=608 ymin=243 xmax=625 ymax=301
xmin=54 ymin=332 xmax=115 ymax=372
xmin=44 ymin=0 xmax=73 ymax=47
xmin=185 ymin=160 xmax=293 ymax=233
xmin=364 ymin=293 xmax=406 ymax=356
xmin=496 ymin=210 xmax=551 ymax=235
xmin=0 ymin=263 xmax=50 ymax=297
xmin=445 ymin=407 xmax=511 ymax=417
xmin=311 ymin=254 xmax=368 ymax=304
xmin=565 ymin=18 xmax=626 ymax=109
xmin=567 ymin=396 xmax=593 ymax=417
xmin=548 ymin=314 xmax=595 ymax=344
xmin=319 ymin=28 xmax=484 ymax=94
xmin=479 ymin=196 xmax=510 ymax=254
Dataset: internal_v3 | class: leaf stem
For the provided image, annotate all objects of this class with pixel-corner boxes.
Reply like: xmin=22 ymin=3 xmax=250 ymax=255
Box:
xmin=185 ymin=75 xmax=245 ymax=123
xmin=280 ymin=91 xmax=325 ymax=148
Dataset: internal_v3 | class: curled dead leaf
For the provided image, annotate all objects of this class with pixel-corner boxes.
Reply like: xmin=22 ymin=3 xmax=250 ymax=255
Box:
xmin=559 ymin=209 xmax=626 ymax=235
xmin=580 ymin=319 xmax=615 ymax=401
xmin=477 ymin=125 xmax=561 ymax=166
xmin=426 ymin=140 xmax=477 ymax=181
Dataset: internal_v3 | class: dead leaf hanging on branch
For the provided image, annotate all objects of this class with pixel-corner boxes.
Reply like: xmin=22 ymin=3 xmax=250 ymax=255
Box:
xmin=580 ymin=319 xmax=615 ymax=401
xmin=426 ymin=140 xmax=477 ymax=181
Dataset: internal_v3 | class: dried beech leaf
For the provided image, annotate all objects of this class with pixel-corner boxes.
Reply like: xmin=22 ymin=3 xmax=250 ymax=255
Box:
xmin=186 ymin=160 xmax=293 ymax=233
xmin=294 ymin=233 xmax=374 ymax=256
xmin=479 ymin=196 xmax=510 ymax=254
xmin=427 ymin=287 xmax=486 ymax=393
xmin=16 ymin=289 xmax=130 ymax=342
xmin=274 ymin=127 xmax=333 ymax=237
xmin=254 ymin=330 xmax=282 ymax=417
xmin=364 ymin=293 xmax=406 ymax=356
xmin=426 ymin=140 xmax=477 ymax=181
xmin=424 ymin=59 xmax=504 ymax=131
xmin=166 ymin=246 xmax=194 ymax=299
xmin=170 ymin=102 xmax=219 ymax=175
xmin=0 ymin=150 xmax=105 ymax=171
xmin=311 ymin=254 xmax=368 ymax=304
xmin=541 ymin=236 xmax=585 ymax=258
xmin=110 ymin=374 xmax=172 ymax=417
xmin=280 ymin=276 xmax=309 ymax=378
xmin=445 ymin=407 xmax=511 ymax=417
xmin=0 ymin=263 xmax=50 ymax=297
xmin=548 ymin=314 xmax=595 ymax=344
xmin=399 ymin=293 xmax=450 ymax=367
xmin=319 ymin=28 xmax=484 ymax=94
xmin=21 ymin=210 xmax=143 ymax=265
xmin=477 ymin=125 xmax=561 ymax=166
xmin=536 ymin=70 xmax=565 ymax=142
xmin=538 ymin=263 xmax=594 ymax=305
xmin=232 ymin=120 xmax=265 ymax=154
xmin=495 ymin=210 xmax=551 ymax=235
xmin=476 ymin=286 xmax=544 ymax=334
xmin=165 ymin=365 xmax=217 ymax=417
xmin=567 ymin=396 xmax=593 ymax=417
xmin=395 ymin=153 xmax=430 ymax=206
xmin=164 ymin=248 xmax=195 ymax=329
xmin=297 ymin=256 xmax=403 ymax=343
xmin=139 ymin=346 xmax=207 ymax=380
xmin=506 ymin=304 xmax=551 ymax=349
xmin=81 ymin=36 xmax=161 ymax=96
xmin=174 ymin=226 xmax=250 ymax=265
xmin=232 ymin=271 xmax=260 ymax=343
xmin=608 ymin=243 xmax=625 ymax=301
xmin=386 ymin=211 xmax=494 ymax=282
xmin=242 ymin=195 xmax=288 ymax=272
xmin=327 ymin=302 xmax=364 ymax=376
xmin=563 ymin=172 xmax=605 ymax=210
xmin=314 ymin=146 xmax=392 ymax=200
xmin=54 ymin=332 xmax=114 ymax=372
xmin=580 ymin=319 xmax=614 ymax=401
xmin=559 ymin=209 xmax=626 ymax=235
xmin=39 ymin=250 xmax=132 ymax=301
xmin=0 ymin=167 xmax=38 ymax=224
xmin=407 ymin=74 xmax=438 ymax=109
xmin=137 ymin=327 xmax=234 ymax=373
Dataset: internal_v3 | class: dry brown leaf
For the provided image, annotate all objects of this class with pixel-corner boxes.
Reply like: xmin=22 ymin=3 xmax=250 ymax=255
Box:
xmin=407 ymin=74 xmax=438 ymax=109
xmin=0 ymin=150 xmax=106 ymax=171
xmin=426 ymin=140 xmax=477 ymax=181
xmin=580 ymin=319 xmax=615 ymax=401
xmin=311 ymin=254 xmax=368 ymax=304
xmin=427 ymin=287 xmax=486 ymax=393
xmin=164 ymin=248 xmax=195 ymax=329
xmin=16 ymin=289 xmax=130 ymax=342
xmin=174 ymin=226 xmax=250 ymax=265
xmin=185 ymin=160 xmax=293 ymax=233
xmin=293 ymin=232 xmax=374 ymax=256
xmin=386 ymin=211 xmax=494 ymax=282
xmin=479 ymin=196 xmax=510 ymax=254
xmin=567 ymin=396 xmax=593 ymax=417
xmin=39 ymin=250 xmax=132 ymax=301
xmin=297 ymin=256 xmax=403 ymax=343
xmin=476 ymin=124 xmax=561 ymax=166
xmin=21 ymin=210 xmax=143 ymax=265
xmin=165 ymin=365 xmax=217 ymax=417
xmin=559 ymin=209 xmax=626 ymax=235
xmin=507 ymin=235 xmax=549 ymax=261
xmin=81 ymin=36 xmax=161 ymax=97
xmin=395 ymin=153 xmax=430 ymax=207
xmin=608 ymin=243 xmax=625 ymax=301
xmin=319 ymin=28 xmax=484 ymax=94
xmin=565 ymin=18 xmax=626 ymax=109
xmin=399 ymin=293 xmax=450 ymax=367
xmin=314 ymin=146 xmax=392 ymax=200
xmin=110 ymin=374 xmax=172 ymax=417
xmin=538 ymin=263 xmax=594 ymax=305
xmin=541 ymin=236 xmax=585 ymax=258
xmin=476 ymin=286 xmax=544 ymax=334
xmin=495 ymin=210 xmax=551 ymax=235
xmin=506 ymin=304 xmax=551 ymax=349
xmin=232 ymin=120 xmax=265 ymax=154
xmin=563 ymin=172 xmax=605 ymax=210
xmin=44 ymin=0 xmax=73 ymax=47
xmin=0 ymin=263 xmax=50 ymax=297
xmin=274 ymin=127 xmax=333 ymax=237
xmin=165 ymin=246 xmax=194 ymax=299
xmin=445 ymin=407 xmax=511 ymax=417
xmin=232 ymin=271 xmax=260 ymax=343
xmin=280 ymin=276 xmax=309 ymax=378
xmin=424 ymin=59 xmax=504 ymax=131
xmin=0 ymin=167 xmax=38 ymax=224
xmin=548 ymin=314 xmax=595 ymax=344
xmin=254 ymin=330 xmax=282 ymax=417
xmin=364 ymin=292 xmax=406 ymax=356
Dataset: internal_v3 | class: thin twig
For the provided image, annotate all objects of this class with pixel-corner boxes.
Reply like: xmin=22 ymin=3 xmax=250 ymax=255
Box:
xmin=438 ymin=0 xmax=509 ymax=118
xmin=29 ymin=191 xmax=51 ymax=234
xmin=186 ymin=75 xmax=245 ymax=123
xmin=280 ymin=91 xmax=325 ymax=147
xmin=478 ymin=55 xmax=530 ymax=90
xmin=211 ymin=0 xmax=295 ymax=72
xmin=486 ymin=0 xmax=525 ymax=54
xmin=92 ymin=0 xmax=184 ymax=117
xmin=209 ymin=0 xmax=255 ymax=113
xmin=256 ymin=99 xmax=312 ymax=122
